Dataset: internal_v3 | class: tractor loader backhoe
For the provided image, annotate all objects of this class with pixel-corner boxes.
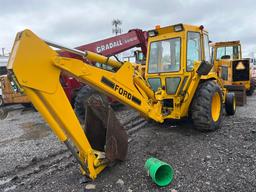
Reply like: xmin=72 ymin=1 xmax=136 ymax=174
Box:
xmin=7 ymin=24 xmax=235 ymax=179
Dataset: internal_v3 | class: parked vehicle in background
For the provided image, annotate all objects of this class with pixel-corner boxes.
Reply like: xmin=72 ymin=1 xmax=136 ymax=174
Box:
xmin=249 ymin=58 xmax=256 ymax=95
xmin=210 ymin=41 xmax=255 ymax=96
xmin=248 ymin=58 xmax=256 ymax=81
xmin=0 ymin=75 xmax=30 ymax=107
xmin=0 ymin=55 xmax=30 ymax=107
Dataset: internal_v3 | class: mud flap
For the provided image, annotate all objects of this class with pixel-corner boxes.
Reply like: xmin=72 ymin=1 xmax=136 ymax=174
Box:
xmin=85 ymin=98 xmax=128 ymax=162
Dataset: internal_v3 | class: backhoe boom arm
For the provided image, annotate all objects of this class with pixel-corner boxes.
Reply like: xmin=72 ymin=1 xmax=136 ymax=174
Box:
xmin=7 ymin=30 xmax=161 ymax=179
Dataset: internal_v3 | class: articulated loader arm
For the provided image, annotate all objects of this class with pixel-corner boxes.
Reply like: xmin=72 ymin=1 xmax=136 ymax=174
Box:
xmin=7 ymin=30 xmax=162 ymax=179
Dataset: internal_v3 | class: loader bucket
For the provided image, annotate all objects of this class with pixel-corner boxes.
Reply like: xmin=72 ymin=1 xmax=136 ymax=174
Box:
xmin=85 ymin=100 xmax=128 ymax=161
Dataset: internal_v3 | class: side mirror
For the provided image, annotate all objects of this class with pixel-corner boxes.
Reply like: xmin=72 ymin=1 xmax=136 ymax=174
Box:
xmin=197 ymin=60 xmax=213 ymax=76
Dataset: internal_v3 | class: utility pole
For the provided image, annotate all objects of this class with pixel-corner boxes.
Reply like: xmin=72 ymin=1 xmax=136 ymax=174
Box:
xmin=112 ymin=19 xmax=122 ymax=36
xmin=112 ymin=19 xmax=123 ymax=61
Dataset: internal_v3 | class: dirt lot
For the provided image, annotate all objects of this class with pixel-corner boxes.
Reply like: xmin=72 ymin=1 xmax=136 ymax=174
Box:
xmin=0 ymin=94 xmax=256 ymax=192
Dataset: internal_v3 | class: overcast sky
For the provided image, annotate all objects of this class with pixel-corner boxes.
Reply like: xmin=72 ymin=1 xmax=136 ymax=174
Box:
xmin=0 ymin=0 xmax=256 ymax=57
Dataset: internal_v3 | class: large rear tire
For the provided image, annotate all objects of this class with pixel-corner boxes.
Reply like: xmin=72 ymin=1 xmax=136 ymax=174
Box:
xmin=74 ymin=85 xmax=108 ymax=124
xmin=246 ymin=78 xmax=255 ymax=96
xmin=190 ymin=81 xmax=223 ymax=131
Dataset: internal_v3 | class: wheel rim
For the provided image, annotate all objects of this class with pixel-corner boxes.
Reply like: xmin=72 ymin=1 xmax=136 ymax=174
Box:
xmin=233 ymin=96 xmax=236 ymax=111
xmin=211 ymin=92 xmax=221 ymax=122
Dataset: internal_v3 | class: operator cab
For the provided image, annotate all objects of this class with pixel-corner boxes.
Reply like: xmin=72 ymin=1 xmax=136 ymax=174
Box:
xmin=211 ymin=41 xmax=242 ymax=61
xmin=145 ymin=24 xmax=211 ymax=96
xmin=210 ymin=41 xmax=251 ymax=86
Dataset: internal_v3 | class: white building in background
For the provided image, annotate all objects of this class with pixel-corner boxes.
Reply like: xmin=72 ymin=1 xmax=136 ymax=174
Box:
xmin=0 ymin=55 xmax=8 ymax=67
xmin=122 ymin=48 xmax=138 ymax=62
xmin=0 ymin=55 xmax=8 ymax=76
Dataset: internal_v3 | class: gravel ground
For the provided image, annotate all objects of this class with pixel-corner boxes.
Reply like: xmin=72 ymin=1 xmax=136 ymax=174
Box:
xmin=0 ymin=94 xmax=255 ymax=192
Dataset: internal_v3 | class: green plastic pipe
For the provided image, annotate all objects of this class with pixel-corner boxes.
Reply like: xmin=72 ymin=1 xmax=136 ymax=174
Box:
xmin=145 ymin=157 xmax=174 ymax=187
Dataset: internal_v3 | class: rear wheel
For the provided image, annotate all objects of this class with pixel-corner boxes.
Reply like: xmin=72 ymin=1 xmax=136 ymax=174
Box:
xmin=246 ymin=78 xmax=255 ymax=96
xmin=190 ymin=81 xmax=223 ymax=131
xmin=74 ymin=85 xmax=108 ymax=124
xmin=225 ymin=92 xmax=236 ymax=115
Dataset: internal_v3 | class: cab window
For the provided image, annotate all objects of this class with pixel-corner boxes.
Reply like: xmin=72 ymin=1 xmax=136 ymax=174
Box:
xmin=148 ymin=38 xmax=181 ymax=73
xmin=187 ymin=32 xmax=201 ymax=71
xmin=203 ymin=34 xmax=210 ymax=62
xmin=148 ymin=78 xmax=161 ymax=92
xmin=216 ymin=46 xmax=240 ymax=60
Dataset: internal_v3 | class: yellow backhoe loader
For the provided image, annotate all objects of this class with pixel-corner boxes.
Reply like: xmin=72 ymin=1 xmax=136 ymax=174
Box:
xmin=7 ymin=24 xmax=235 ymax=179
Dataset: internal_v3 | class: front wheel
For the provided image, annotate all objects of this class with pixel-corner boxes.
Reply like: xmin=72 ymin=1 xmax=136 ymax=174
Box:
xmin=225 ymin=92 xmax=236 ymax=115
xmin=190 ymin=81 xmax=223 ymax=131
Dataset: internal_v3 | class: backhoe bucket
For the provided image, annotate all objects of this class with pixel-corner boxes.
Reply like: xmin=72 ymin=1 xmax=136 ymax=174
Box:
xmin=85 ymin=101 xmax=128 ymax=161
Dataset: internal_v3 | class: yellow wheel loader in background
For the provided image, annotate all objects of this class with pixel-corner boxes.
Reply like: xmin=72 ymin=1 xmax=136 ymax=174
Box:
xmin=7 ymin=24 xmax=235 ymax=179
xmin=0 ymin=57 xmax=31 ymax=119
xmin=0 ymin=75 xmax=31 ymax=119
xmin=0 ymin=75 xmax=31 ymax=120
xmin=0 ymin=75 xmax=30 ymax=107
xmin=210 ymin=41 xmax=255 ymax=96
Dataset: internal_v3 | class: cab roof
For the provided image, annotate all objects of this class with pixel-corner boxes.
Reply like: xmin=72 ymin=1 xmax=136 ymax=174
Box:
xmin=210 ymin=40 xmax=241 ymax=47
xmin=151 ymin=23 xmax=208 ymax=35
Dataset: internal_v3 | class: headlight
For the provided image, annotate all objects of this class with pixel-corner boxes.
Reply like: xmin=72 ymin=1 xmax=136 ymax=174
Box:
xmin=173 ymin=24 xmax=184 ymax=32
xmin=148 ymin=30 xmax=158 ymax=37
